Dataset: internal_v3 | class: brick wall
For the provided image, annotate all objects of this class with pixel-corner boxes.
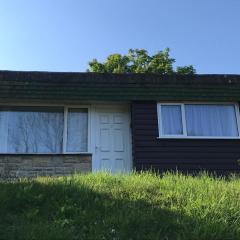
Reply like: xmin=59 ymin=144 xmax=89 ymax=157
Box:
xmin=0 ymin=154 xmax=92 ymax=178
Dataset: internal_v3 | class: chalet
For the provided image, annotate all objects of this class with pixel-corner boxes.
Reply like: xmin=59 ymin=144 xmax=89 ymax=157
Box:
xmin=0 ymin=70 xmax=240 ymax=177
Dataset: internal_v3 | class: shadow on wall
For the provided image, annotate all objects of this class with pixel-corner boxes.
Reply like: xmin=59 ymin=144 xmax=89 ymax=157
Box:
xmin=0 ymin=178 xmax=237 ymax=240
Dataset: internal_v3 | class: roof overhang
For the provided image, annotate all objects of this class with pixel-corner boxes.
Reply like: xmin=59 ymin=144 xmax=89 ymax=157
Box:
xmin=0 ymin=70 xmax=240 ymax=102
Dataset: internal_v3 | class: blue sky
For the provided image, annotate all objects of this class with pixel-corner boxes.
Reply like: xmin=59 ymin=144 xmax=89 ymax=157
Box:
xmin=0 ymin=0 xmax=239 ymax=73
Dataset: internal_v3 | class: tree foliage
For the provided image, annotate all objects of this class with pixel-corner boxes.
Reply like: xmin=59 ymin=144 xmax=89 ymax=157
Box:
xmin=88 ymin=48 xmax=196 ymax=74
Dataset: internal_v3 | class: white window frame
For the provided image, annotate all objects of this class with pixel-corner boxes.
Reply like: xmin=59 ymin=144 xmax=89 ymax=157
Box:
xmin=157 ymin=102 xmax=240 ymax=139
xmin=0 ymin=103 xmax=91 ymax=154
xmin=63 ymin=105 xmax=91 ymax=154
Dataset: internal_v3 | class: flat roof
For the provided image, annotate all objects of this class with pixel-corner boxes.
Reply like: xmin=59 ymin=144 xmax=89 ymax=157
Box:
xmin=0 ymin=70 xmax=240 ymax=102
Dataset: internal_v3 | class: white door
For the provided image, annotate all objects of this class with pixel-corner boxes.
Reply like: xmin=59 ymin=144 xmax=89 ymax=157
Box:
xmin=93 ymin=106 xmax=132 ymax=173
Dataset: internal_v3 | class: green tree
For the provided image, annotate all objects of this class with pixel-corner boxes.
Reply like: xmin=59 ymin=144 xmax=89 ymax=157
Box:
xmin=176 ymin=65 xmax=196 ymax=74
xmin=87 ymin=48 xmax=196 ymax=74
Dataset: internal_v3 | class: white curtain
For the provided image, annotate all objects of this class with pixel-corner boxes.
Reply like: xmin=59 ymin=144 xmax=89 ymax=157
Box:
xmin=161 ymin=105 xmax=183 ymax=135
xmin=67 ymin=108 xmax=88 ymax=152
xmin=0 ymin=110 xmax=7 ymax=152
xmin=185 ymin=104 xmax=238 ymax=136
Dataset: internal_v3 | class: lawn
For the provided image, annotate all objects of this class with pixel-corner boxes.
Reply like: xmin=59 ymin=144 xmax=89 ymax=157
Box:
xmin=0 ymin=172 xmax=240 ymax=240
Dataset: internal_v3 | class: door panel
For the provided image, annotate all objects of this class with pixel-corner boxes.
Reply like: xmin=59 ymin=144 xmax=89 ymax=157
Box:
xmin=115 ymin=158 xmax=124 ymax=172
xmin=100 ymin=158 xmax=112 ymax=172
xmin=100 ymin=114 xmax=109 ymax=124
xmin=113 ymin=129 xmax=124 ymax=152
xmin=100 ymin=128 xmax=111 ymax=152
xmin=113 ymin=114 xmax=124 ymax=124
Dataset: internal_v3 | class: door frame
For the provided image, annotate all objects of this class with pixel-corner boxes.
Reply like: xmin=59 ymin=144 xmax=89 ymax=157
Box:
xmin=90 ymin=104 xmax=132 ymax=172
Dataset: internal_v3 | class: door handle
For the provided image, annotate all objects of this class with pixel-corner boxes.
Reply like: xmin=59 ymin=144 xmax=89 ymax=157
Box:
xmin=95 ymin=145 xmax=100 ymax=152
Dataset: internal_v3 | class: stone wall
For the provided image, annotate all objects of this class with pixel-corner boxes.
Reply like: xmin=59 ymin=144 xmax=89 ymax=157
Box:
xmin=0 ymin=154 xmax=92 ymax=178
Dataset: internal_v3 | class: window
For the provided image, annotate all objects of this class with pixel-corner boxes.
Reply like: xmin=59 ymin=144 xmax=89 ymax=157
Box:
xmin=158 ymin=103 xmax=240 ymax=138
xmin=161 ymin=105 xmax=183 ymax=135
xmin=66 ymin=108 xmax=88 ymax=152
xmin=0 ymin=106 xmax=89 ymax=153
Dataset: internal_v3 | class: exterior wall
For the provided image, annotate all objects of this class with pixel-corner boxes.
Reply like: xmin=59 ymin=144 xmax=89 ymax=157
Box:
xmin=131 ymin=101 xmax=240 ymax=174
xmin=0 ymin=154 xmax=92 ymax=178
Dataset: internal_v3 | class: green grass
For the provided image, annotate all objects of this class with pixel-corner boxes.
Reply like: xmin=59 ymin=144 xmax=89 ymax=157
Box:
xmin=0 ymin=172 xmax=240 ymax=240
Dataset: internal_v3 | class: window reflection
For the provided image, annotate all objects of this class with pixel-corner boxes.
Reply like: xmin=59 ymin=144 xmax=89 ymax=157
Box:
xmin=1 ymin=107 xmax=64 ymax=153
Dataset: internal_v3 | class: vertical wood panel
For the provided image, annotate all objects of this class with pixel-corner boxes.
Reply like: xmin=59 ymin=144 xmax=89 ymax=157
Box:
xmin=131 ymin=101 xmax=240 ymax=173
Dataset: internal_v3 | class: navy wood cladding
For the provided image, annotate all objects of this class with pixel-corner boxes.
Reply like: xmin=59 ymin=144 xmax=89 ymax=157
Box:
xmin=131 ymin=101 xmax=240 ymax=174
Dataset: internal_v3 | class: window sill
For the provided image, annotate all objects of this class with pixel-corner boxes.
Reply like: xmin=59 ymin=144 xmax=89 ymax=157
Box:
xmin=0 ymin=153 xmax=92 ymax=156
xmin=157 ymin=136 xmax=240 ymax=140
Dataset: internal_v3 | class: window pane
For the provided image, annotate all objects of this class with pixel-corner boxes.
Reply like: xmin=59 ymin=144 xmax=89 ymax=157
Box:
xmin=67 ymin=108 xmax=88 ymax=152
xmin=161 ymin=105 xmax=183 ymax=135
xmin=0 ymin=111 xmax=7 ymax=152
xmin=185 ymin=104 xmax=238 ymax=136
xmin=0 ymin=107 xmax=64 ymax=153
